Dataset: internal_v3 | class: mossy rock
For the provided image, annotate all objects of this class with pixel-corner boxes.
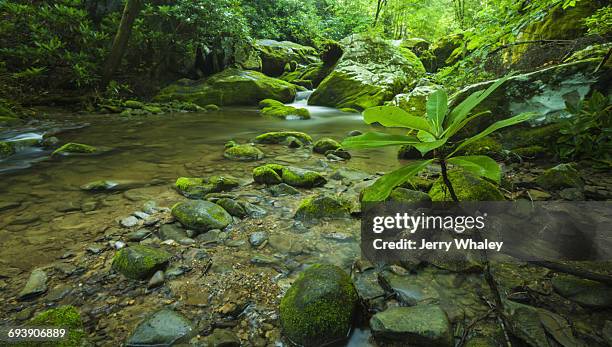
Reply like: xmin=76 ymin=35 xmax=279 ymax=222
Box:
xmin=253 ymin=164 xmax=284 ymax=185
xmin=459 ymin=136 xmax=503 ymax=156
xmin=313 ymin=138 xmax=341 ymax=154
xmin=111 ymin=245 xmax=171 ymax=280
xmin=0 ymin=141 xmax=16 ymax=158
xmin=30 ymin=306 xmax=85 ymax=347
xmin=281 ymin=167 xmax=326 ymax=188
xmin=260 ymin=105 xmax=310 ymax=120
xmin=204 ymin=104 xmax=220 ymax=111
xmin=254 ymin=131 xmax=312 ymax=145
xmin=258 ymin=99 xmax=284 ymax=108
xmin=143 ymin=105 xmax=163 ymax=114
xmin=51 ymin=143 xmax=97 ymax=156
xmin=501 ymin=124 xmax=562 ymax=150
xmin=421 ymin=33 xmax=463 ymax=72
xmin=154 ymin=68 xmax=297 ymax=106
xmin=171 ymin=200 xmax=232 ymax=232
xmin=388 ymin=187 xmax=432 ymax=204
xmin=512 ymin=145 xmax=549 ymax=158
xmin=551 ymin=274 xmax=612 ymax=308
xmin=280 ymin=264 xmax=358 ymax=347
xmin=339 ymin=108 xmax=359 ymax=113
xmin=536 ymin=163 xmax=584 ymax=190
xmin=124 ymin=100 xmax=144 ymax=109
xmin=223 ymin=144 xmax=264 ymax=161
xmin=175 ymin=176 xmax=239 ymax=199
xmin=255 ymin=39 xmax=320 ymax=77
xmin=429 ymin=170 xmax=505 ymax=201
xmin=215 ymin=198 xmax=247 ymax=218
xmin=295 ymin=194 xmax=350 ymax=220
xmin=398 ymin=144 xmax=433 ymax=160
xmin=370 ymin=305 xmax=452 ymax=346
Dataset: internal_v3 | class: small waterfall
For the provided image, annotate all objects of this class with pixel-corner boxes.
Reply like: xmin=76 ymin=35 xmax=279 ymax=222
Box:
xmin=292 ymin=90 xmax=314 ymax=106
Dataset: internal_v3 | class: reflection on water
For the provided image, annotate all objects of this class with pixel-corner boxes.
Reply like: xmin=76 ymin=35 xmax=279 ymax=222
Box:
xmin=0 ymin=106 xmax=404 ymax=272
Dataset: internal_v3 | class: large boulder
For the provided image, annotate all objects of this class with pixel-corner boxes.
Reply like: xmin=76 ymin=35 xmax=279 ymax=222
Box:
xmin=280 ymin=62 xmax=334 ymax=89
xmin=255 ymin=39 xmax=320 ymax=77
xmin=280 ymin=264 xmax=358 ymax=346
xmin=171 ymin=200 xmax=232 ymax=232
xmin=309 ymin=34 xmax=426 ymax=110
xmin=391 ymin=83 xmax=442 ymax=117
xmin=155 ymin=68 xmax=297 ymax=106
xmin=420 ymin=33 xmax=464 ymax=72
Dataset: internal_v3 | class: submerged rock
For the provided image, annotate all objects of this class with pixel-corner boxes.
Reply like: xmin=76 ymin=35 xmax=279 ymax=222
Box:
xmin=295 ymin=194 xmax=350 ymax=220
xmin=201 ymin=329 xmax=241 ymax=347
xmin=429 ymin=170 xmax=505 ymax=201
xmin=309 ymin=34 xmax=425 ymax=110
xmin=112 ymin=245 xmax=171 ymax=280
xmin=260 ymin=104 xmax=310 ymax=120
xmin=254 ymin=131 xmax=312 ymax=145
xmin=552 ymin=274 xmax=612 ymax=308
xmin=155 ymin=68 xmax=297 ymax=106
xmin=51 ymin=142 xmax=97 ymax=156
xmin=370 ymin=305 xmax=452 ymax=346
xmin=0 ymin=141 xmax=16 ymax=158
xmin=280 ymin=264 xmax=358 ymax=346
xmin=253 ymin=164 xmax=284 ymax=185
xmin=536 ymin=163 xmax=584 ymax=190
xmin=223 ymin=144 xmax=264 ymax=161
xmin=171 ymin=200 xmax=232 ymax=232
xmin=175 ymin=176 xmax=239 ymax=199
xmin=125 ymin=309 xmax=194 ymax=346
xmin=267 ymin=182 xmax=300 ymax=196
xmin=281 ymin=167 xmax=326 ymax=188
xmin=18 ymin=268 xmax=48 ymax=300
xmin=159 ymin=224 xmax=188 ymax=241
xmin=313 ymin=138 xmax=341 ymax=154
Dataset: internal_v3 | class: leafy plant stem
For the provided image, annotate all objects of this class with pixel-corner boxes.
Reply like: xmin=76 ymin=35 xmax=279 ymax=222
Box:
xmin=439 ymin=157 xmax=459 ymax=202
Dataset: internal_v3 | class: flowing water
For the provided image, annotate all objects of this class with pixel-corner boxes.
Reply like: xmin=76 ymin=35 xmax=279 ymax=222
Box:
xmin=0 ymin=95 xmax=403 ymax=275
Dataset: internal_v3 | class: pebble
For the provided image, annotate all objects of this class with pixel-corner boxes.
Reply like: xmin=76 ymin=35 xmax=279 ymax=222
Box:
xmin=120 ymin=216 xmax=140 ymax=228
xmin=113 ymin=241 xmax=127 ymax=250
xmin=142 ymin=201 xmax=158 ymax=214
xmin=147 ymin=270 xmax=165 ymax=289
xmin=86 ymin=246 xmax=103 ymax=254
xmin=133 ymin=211 xmax=150 ymax=219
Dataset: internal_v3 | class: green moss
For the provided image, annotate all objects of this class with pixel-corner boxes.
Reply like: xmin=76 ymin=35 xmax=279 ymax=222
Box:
xmin=281 ymin=167 xmax=327 ymax=188
xmin=171 ymin=200 xmax=233 ymax=232
xmin=175 ymin=176 xmax=239 ymax=198
xmin=204 ymin=104 xmax=220 ymax=111
xmin=260 ymin=105 xmax=310 ymax=120
xmin=51 ymin=143 xmax=97 ymax=156
xmin=223 ymin=144 xmax=264 ymax=161
xmin=459 ymin=136 xmax=503 ymax=156
xmin=0 ymin=141 xmax=16 ymax=158
xmin=253 ymin=164 xmax=284 ymax=185
xmin=512 ymin=145 xmax=548 ymax=158
xmin=313 ymin=138 xmax=341 ymax=154
xmin=143 ymin=105 xmax=162 ymax=114
xmin=112 ymin=245 xmax=171 ymax=280
xmin=400 ymin=176 xmax=435 ymax=191
xmin=429 ymin=170 xmax=505 ymax=201
xmin=258 ymin=99 xmax=284 ymax=108
xmin=255 ymin=39 xmax=319 ymax=77
xmin=124 ymin=100 xmax=144 ymax=109
xmin=388 ymin=187 xmax=432 ymax=204
xmin=254 ymin=131 xmax=312 ymax=144
xmin=30 ymin=306 xmax=84 ymax=347
xmin=339 ymin=108 xmax=359 ymax=113
xmin=399 ymin=47 xmax=426 ymax=74
xmin=501 ymin=124 xmax=561 ymax=150
xmin=535 ymin=163 xmax=584 ymax=190
xmin=280 ymin=264 xmax=358 ymax=346
xmin=295 ymin=195 xmax=350 ymax=220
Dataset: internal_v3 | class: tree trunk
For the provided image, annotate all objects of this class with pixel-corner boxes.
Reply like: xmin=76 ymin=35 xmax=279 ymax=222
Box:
xmin=101 ymin=0 xmax=143 ymax=89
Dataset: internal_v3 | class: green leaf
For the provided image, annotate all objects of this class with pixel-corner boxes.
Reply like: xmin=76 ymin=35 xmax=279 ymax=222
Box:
xmin=341 ymin=132 xmax=419 ymax=149
xmin=450 ymin=112 xmax=538 ymax=156
xmin=363 ymin=106 xmax=433 ymax=134
xmin=448 ymin=155 xmax=501 ymax=183
xmin=426 ymin=89 xmax=448 ymax=135
xmin=412 ymin=138 xmax=448 ymax=155
xmin=362 ymin=159 xmax=434 ymax=201
xmin=442 ymin=110 xmax=491 ymax=139
xmin=445 ymin=74 xmax=513 ymax=129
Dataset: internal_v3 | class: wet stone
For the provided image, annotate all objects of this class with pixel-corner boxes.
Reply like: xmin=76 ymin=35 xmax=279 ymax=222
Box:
xmin=379 ymin=270 xmax=439 ymax=306
xmin=249 ymin=231 xmax=268 ymax=247
xmin=125 ymin=309 xmax=194 ymax=346
xmin=159 ymin=224 xmax=188 ymax=242
xmin=147 ymin=270 xmax=165 ymax=289
xmin=120 ymin=216 xmax=140 ymax=228
xmin=370 ymin=305 xmax=452 ymax=346
xmin=552 ymin=274 xmax=612 ymax=308
xmin=127 ymin=229 xmax=151 ymax=242
xmin=133 ymin=211 xmax=150 ymax=219
xmin=267 ymin=183 xmax=300 ymax=196
xmin=18 ymin=268 xmax=48 ymax=300
xmin=202 ymin=329 xmax=241 ymax=347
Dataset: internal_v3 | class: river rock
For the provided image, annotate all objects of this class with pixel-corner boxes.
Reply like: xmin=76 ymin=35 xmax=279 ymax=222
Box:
xmin=223 ymin=144 xmax=264 ymax=161
xmin=111 ymin=245 xmax=171 ymax=280
xmin=154 ymin=68 xmax=297 ymax=106
xmin=51 ymin=142 xmax=97 ymax=156
xmin=254 ymin=131 xmax=313 ymax=145
xmin=125 ymin=309 xmax=194 ymax=346
xmin=313 ymin=138 xmax=341 ymax=154
xmin=280 ymin=264 xmax=358 ymax=346
xmin=120 ymin=216 xmax=140 ymax=228
xmin=295 ymin=194 xmax=350 ymax=220
xmin=379 ymin=270 xmax=439 ymax=305
xmin=171 ymin=200 xmax=232 ymax=232
xmin=260 ymin=104 xmax=310 ymax=120
xmin=201 ymin=328 xmax=241 ymax=347
xmin=536 ymin=163 xmax=584 ymax=190
xmin=147 ymin=270 xmax=165 ymax=289
xmin=0 ymin=141 xmax=15 ymax=158
xmin=175 ymin=176 xmax=239 ymax=199
xmin=215 ymin=198 xmax=247 ymax=218
xmin=18 ymin=268 xmax=48 ymax=300
xmin=370 ymin=305 xmax=452 ymax=346
xmin=249 ymin=231 xmax=268 ymax=247
xmin=391 ymin=84 xmax=442 ymax=116
xmin=267 ymin=183 xmax=300 ymax=196
xmin=255 ymin=39 xmax=319 ymax=77
xmin=159 ymin=224 xmax=188 ymax=241
xmin=551 ymin=274 xmax=612 ymax=308
xmin=253 ymin=164 xmax=284 ymax=185
xmin=281 ymin=167 xmax=326 ymax=188
xmin=309 ymin=34 xmax=425 ymax=110
xmin=388 ymin=187 xmax=432 ymax=204
xmin=429 ymin=170 xmax=505 ymax=201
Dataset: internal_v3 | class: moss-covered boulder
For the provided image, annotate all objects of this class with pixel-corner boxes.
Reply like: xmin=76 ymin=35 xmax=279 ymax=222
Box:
xmin=30 ymin=306 xmax=85 ymax=347
xmin=254 ymin=131 xmax=312 ymax=145
xmin=154 ymin=68 xmax=297 ymax=106
xmin=309 ymin=34 xmax=425 ymax=110
xmin=536 ymin=163 xmax=584 ymax=190
xmin=255 ymin=39 xmax=320 ymax=77
xmin=391 ymin=84 xmax=442 ymax=116
xmin=175 ymin=176 xmax=239 ymax=199
xmin=258 ymin=99 xmax=284 ymax=108
xmin=171 ymin=200 xmax=232 ymax=232
xmin=280 ymin=62 xmax=334 ymax=89
xmin=223 ymin=144 xmax=264 ymax=161
xmin=420 ymin=33 xmax=463 ymax=72
xmin=282 ymin=167 xmax=326 ymax=188
xmin=280 ymin=264 xmax=358 ymax=346
xmin=388 ymin=187 xmax=432 ymax=204
xmin=429 ymin=170 xmax=505 ymax=201
xmin=295 ymin=194 xmax=350 ymax=220
xmin=313 ymin=138 xmax=341 ymax=154
xmin=551 ymin=274 xmax=612 ymax=308
xmin=0 ymin=141 xmax=15 ymax=158
xmin=260 ymin=105 xmax=310 ymax=120
xmin=253 ymin=164 xmax=284 ymax=185
xmin=215 ymin=198 xmax=247 ymax=218
xmin=51 ymin=143 xmax=97 ymax=156
xmin=370 ymin=305 xmax=452 ymax=346
xmin=458 ymin=136 xmax=503 ymax=156
xmin=112 ymin=245 xmax=171 ymax=280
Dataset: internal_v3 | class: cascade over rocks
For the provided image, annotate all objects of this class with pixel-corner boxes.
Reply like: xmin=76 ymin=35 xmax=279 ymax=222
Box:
xmin=154 ymin=68 xmax=297 ymax=106
xmin=309 ymin=34 xmax=426 ymax=110
xmin=254 ymin=39 xmax=320 ymax=77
